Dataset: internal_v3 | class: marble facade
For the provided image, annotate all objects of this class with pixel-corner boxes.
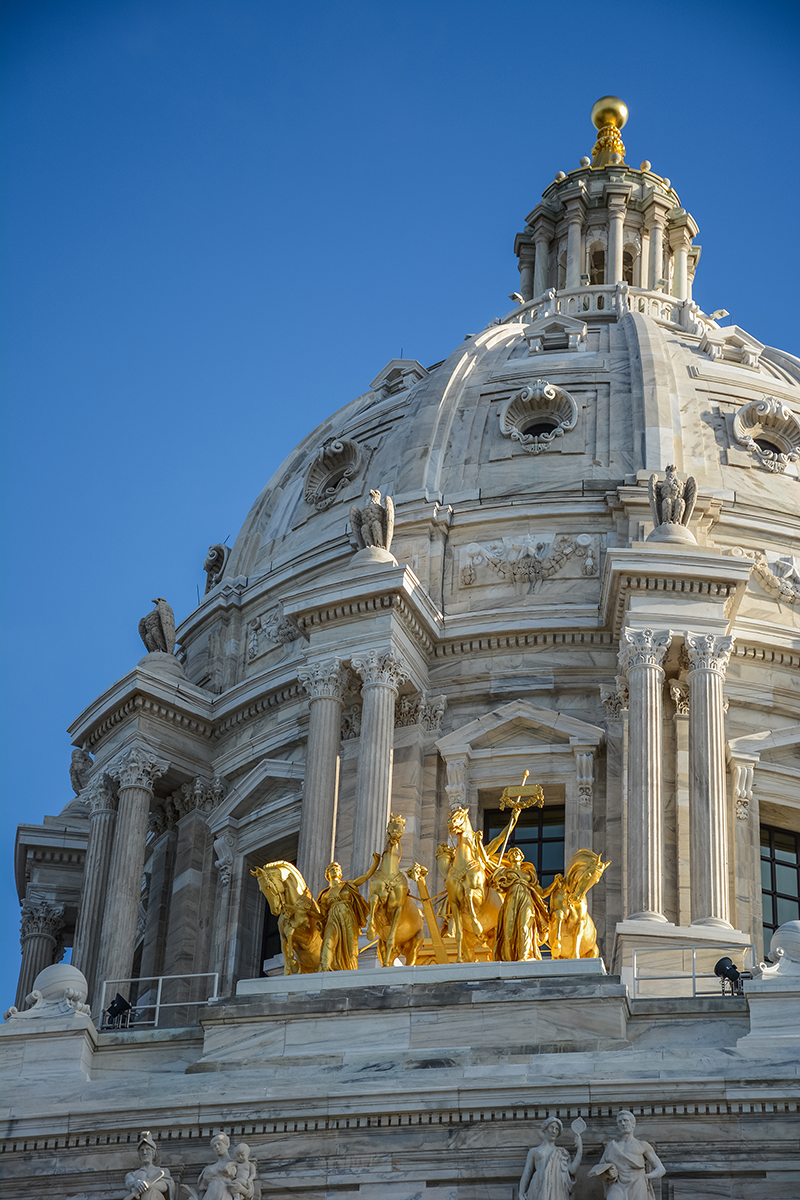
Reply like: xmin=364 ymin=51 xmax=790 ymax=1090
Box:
xmin=4 ymin=100 xmax=800 ymax=1197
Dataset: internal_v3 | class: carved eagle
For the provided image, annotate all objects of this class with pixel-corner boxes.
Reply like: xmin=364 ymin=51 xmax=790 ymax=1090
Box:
xmin=648 ymin=467 xmax=697 ymax=528
xmin=350 ymin=489 xmax=395 ymax=552
xmin=138 ymin=597 xmax=177 ymax=655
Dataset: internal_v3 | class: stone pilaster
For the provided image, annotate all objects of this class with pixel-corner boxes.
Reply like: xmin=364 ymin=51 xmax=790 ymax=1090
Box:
xmin=618 ymin=628 xmax=672 ymax=921
xmin=668 ymin=214 xmax=697 ymax=301
xmin=16 ymin=899 xmax=64 ymax=1009
xmin=71 ymin=777 xmax=118 ymax=1004
xmin=669 ymin=682 xmax=692 ymax=927
xmin=93 ymin=744 xmax=168 ymax=1014
xmin=297 ymin=657 xmax=348 ymax=894
xmin=685 ymin=632 xmax=735 ymax=927
xmin=350 ymin=650 xmax=409 ymax=879
xmin=569 ymin=748 xmax=594 ymax=856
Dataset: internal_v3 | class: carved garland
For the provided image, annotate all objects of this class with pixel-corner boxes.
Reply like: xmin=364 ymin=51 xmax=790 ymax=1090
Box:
xmin=304 ymin=437 xmax=362 ymax=510
xmin=732 ymin=396 xmax=800 ymax=474
xmin=499 ymin=381 xmax=578 ymax=455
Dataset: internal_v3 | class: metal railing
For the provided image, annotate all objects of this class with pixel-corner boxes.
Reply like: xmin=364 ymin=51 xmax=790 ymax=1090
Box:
xmin=631 ymin=945 xmax=756 ymax=1000
xmin=100 ymin=972 xmax=219 ymax=1029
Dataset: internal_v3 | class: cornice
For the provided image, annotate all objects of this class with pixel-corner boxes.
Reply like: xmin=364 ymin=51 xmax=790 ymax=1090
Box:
xmin=434 ymin=628 xmax=615 ymax=660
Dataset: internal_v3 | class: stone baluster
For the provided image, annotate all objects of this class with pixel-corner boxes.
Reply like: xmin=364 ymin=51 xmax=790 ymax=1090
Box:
xmin=71 ymin=776 xmax=118 ymax=1003
xmin=15 ymin=899 xmax=65 ymax=1008
xmin=532 ymin=230 xmax=550 ymax=298
xmin=685 ymin=633 xmax=735 ymax=927
xmin=350 ymin=650 xmax=409 ymax=879
xmin=93 ymin=744 xmax=168 ymax=1014
xmin=297 ymin=658 xmax=348 ymax=894
xmin=618 ymin=629 xmax=672 ymax=921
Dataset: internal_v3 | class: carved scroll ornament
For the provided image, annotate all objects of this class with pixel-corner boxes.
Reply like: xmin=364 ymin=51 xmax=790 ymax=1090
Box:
xmin=304 ymin=437 xmax=362 ymax=510
xmin=499 ymin=380 xmax=578 ymax=454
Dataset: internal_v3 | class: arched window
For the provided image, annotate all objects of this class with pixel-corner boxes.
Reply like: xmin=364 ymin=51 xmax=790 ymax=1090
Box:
xmin=589 ymin=245 xmax=605 ymax=285
xmin=623 ymin=249 xmax=635 ymax=285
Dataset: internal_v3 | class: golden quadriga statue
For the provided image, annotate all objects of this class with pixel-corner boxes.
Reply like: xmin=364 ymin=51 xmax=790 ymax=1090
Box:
xmin=366 ymin=814 xmax=424 ymax=966
xmin=251 ymin=861 xmax=323 ymax=974
xmin=546 ymin=849 xmax=610 ymax=959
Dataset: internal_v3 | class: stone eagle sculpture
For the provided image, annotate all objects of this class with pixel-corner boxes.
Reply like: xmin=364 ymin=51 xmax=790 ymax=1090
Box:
xmin=648 ymin=465 xmax=697 ymax=528
xmin=350 ymin=489 xmax=395 ymax=553
xmin=138 ymin=598 xmax=177 ymax=655
xmin=69 ymin=748 xmax=94 ymax=795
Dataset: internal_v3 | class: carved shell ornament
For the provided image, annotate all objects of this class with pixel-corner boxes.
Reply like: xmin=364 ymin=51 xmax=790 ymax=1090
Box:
xmin=304 ymin=437 xmax=362 ymax=510
xmin=499 ymin=381 xmax=578 ymax=455
xmin=732 ymin=396 xmax=800 ymax=474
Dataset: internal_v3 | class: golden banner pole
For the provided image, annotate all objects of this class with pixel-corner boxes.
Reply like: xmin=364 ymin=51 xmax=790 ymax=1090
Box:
xmin=407 ymin=863 xmax=448 ymax=964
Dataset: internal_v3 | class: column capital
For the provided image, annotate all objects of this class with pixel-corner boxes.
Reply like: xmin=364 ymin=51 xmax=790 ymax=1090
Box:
xmin=685 ymin=632 xmax=735 ymax=675
xmin=20 ymin=898 xmax=64 ymax=946
xmin=351 ymin=649 xmax=409 ymax=692
xmin=84 ymin=775 xmax=118 ymax=815
xmin=618 ymin=628 xmax=672 ymax=674
xmin=669 ymin=680 xmax=690 ymax=715
xmin=600 ymin=678 xmax=629 ymax=718
xmin=108 ymin=743 xmax=169 ymax=792
xmin=298 ymin=657 xmax=349 ymax=703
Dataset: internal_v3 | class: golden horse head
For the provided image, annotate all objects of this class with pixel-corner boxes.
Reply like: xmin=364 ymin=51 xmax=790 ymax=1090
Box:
xmin=447 ymin=806 xmax=472 ymax=836
xmin=251 ymin=860 xmax=309 ymax=914
xmin=386 ymin=813 xmax=406 ymax=843
xmin=564 ymin=849 xmax=610 ymax=897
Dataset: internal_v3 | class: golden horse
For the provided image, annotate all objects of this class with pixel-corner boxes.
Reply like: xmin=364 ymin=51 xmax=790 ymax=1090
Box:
xmin=251 ymin=860 xmax=323 ymax=974
xmin=366 ymin=814 xmax=424 ymax=966
xmin=546 ymin=849 xmax=610 ymax=959
xmin=436 ymin=806 xmax=521 ymax=962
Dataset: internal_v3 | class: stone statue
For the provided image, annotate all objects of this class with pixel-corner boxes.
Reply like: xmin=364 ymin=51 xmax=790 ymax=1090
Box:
xmin=519 ymin=1116 xmax=584 ymax=1200
xmin=350 ymin=489 xmax=395 ymax=552
xmin=647 ymin=465 xmax=697 ymax=543
xmin=123 ymin=1131 xmax=176 ymax=1200
xmin=69 ymin=747 xmax=93 ymax=794
xmin=203 ymin=543 xmax=230 ymax=594
xmin=317 ymin=857 xmax=381 ymax=971
xmin=195 ymin=1132 xmax=237 ymax=1199
xmin=139 ymin=598 xmax=177 ymax=655
xmin=491 ymin=847 xmax=549 ymax=962
xmin=231 ymin=1143 xmax=259 ymax=1199
xmin=588 ymin=1110 xmax=666 ymax=1199
xmin=545 ymin=849 xmax=609 ymax=959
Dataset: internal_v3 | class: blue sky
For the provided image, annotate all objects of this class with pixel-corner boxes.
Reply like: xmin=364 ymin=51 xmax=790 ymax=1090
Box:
xmin=1 ymin=0 xmax=798 ymax=1004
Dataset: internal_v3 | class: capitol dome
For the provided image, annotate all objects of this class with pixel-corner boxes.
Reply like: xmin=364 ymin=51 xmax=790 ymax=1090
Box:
xmin=7 ymin=96 xmax=800 ymax=1200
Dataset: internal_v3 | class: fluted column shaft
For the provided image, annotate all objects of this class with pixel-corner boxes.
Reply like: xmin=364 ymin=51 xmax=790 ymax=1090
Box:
xmin=71 ymin=780 xmax=118 ymax=1003
xmin=648 ymin=215 xmax=665 ymax=288
xmin=686 ymin=633 xmax=735 ymax=927
xmin=607 ymin=202 xmax=626 ymax=284
xmin=566 ymin=210 xmax=584 ymax=290
xmin=15 ymin=900 xmax=64 ymax=1008
xmin=93 ymin=745 xmax=167 ymax=1013
xmin=350 ymin=651 xmax=408 ymax=879
xmin=519 ymin=257 xmax=534 ymax=303
xmin=297 ymin=659 xmax=348 ymax=895
xmin=619 ymin=629 xmax=671 ymax=921
xmin=533 ymin=233 xmax=550 ymax=298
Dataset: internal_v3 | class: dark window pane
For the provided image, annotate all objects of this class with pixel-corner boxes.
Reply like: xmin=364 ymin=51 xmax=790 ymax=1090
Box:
xmin=776 ymin=897 xmax=800 ymax=925
xmin=760 ymin=826 xmax=771 ymax=848
xmin=540 ymin=873 xmax=557 ymax=888
xmin=761 ymin=861 xmax=772 ymax=890
xmin=541 ymin=843 xmax=565 ymax=872
xmin=774 ymin=831 xmax=798 ymax=863
xmin=762 ymin=894 xmax=774 ymax=925
xmin=775 ymin=863 xmax=799 ymax=897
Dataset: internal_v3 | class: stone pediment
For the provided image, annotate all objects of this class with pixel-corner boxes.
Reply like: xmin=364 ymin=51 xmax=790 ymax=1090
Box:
xmin=370 ymin=359 xmax=429 ymax=398
xmin=210 ymin=757 xmax=304 ymax=826
xmin=523 ymin=312 xmax=588 ymax=354
xmin=437 ymin=699 xmax=604 ymax=757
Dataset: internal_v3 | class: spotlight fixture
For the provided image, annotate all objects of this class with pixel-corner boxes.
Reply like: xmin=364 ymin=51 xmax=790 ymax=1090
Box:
xmin=714 ymin=957 xmax=747 ymax=997
xmin=105 ymin=992 xmax=133 ymax=1027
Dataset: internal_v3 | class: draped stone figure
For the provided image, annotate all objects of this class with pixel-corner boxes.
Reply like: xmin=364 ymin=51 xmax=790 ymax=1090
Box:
xmin=195 ymin=1132 xmax=237 ymax=1199
xmin=317 ymin=858 xmax=380 ymax=971
xmin=519 ymin=1116 xmax=584 ymax=1200
xmin=588 ymin=1111 xmax=666 ymax=1199
xmin=123 ymin=1131 xmax=176 ymax=1200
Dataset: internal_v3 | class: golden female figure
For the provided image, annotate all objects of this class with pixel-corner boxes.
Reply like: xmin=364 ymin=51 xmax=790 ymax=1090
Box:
xmin=317 ymin=857 xmax=380 ymax=971
xmin=491 ymin=847 xmax=549 ymax=961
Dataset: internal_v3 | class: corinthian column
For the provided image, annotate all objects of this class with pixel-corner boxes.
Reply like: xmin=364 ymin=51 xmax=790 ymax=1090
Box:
xmin=15 ymin=899 xmax=64 ymax=1008
xmin=350 ymin=650 xmax=409 ymax=879
xmin=71 ymin=776 xmax=118 ymax=1004
xmin=685 ymin=632 xmax=735 ymax=927
xmin=296 ymin=657 xmax=348 ymax=895
xmin=619 ymin=628 xmax=672 ymax=921
xmin=93 ymin=743 xmax=168 ymax=1013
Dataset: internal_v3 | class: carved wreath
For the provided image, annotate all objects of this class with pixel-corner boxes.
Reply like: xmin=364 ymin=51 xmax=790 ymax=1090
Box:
xmin=304 ymin=437 xmax=362 ymax=510
xmin=732 ymin=396 xmax=800 ymax=474
xmin=499 ymin=381 xmax=578 ymax=455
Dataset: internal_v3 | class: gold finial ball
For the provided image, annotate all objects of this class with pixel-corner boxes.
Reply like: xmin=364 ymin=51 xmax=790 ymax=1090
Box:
xmin=591 ymin=96 xmax=628 ymax=131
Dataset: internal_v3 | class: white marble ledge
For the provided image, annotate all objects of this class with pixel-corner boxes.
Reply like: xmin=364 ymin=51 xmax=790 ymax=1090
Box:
xmin=234 ymin=957 xmax=608 ymax=999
